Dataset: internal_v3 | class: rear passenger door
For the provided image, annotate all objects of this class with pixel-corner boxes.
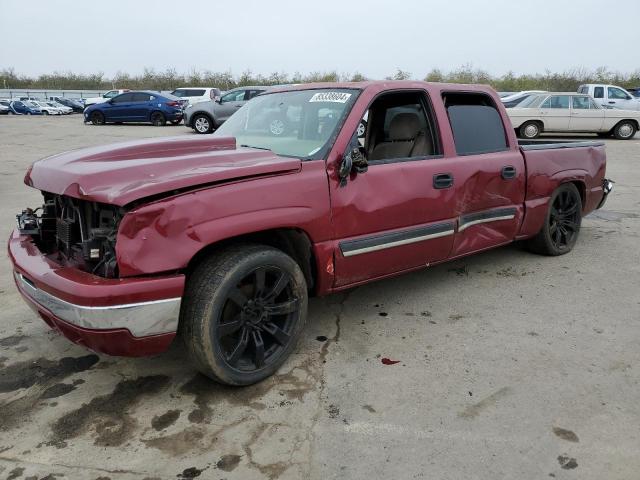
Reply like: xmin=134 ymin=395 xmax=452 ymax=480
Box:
xmin=442 ymin=92 xmax=526 ymax=258
xmin=539 ymin=95 xmax=570 ymax=131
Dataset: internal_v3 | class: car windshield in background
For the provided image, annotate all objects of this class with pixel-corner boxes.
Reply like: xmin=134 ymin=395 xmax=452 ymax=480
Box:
xmin=213 ymin=88 xmax=359 ymax=159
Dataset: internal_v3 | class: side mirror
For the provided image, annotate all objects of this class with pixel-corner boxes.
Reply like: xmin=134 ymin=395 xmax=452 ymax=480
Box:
xmin=216 ymin=98 xmax=223 ymax=104
xmin=338 ymin=147 xmax=367 ymax=187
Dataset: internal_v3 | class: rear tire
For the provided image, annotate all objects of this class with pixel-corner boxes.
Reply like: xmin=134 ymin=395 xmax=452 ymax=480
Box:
xmin=90 ymin=111 xmax=105 ymax=125
xmin=151 ymin=112 xmax=166 ymax=126
xmin=181 ymin=244 xmax=308 ymax=386
xmin=527 ymin=183 xmax=582 ymax=256
xmin=613 ymin=121 xmax=636 ymax=140
xmin=519 ymin=121 xmax=541 ymax=139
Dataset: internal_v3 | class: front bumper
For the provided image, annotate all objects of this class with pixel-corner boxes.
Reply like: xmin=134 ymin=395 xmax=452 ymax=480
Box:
xmin=8 ymin=230 xmax=185 ymax=356
xmin=597 ymin=178 xmax=614 ymax=209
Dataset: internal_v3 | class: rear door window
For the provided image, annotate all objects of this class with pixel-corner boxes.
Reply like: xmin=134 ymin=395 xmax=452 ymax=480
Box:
xmin=188 ymin=89 xmax=206 ymax=97
xmin=593 ymin=87 xmax=604 ymax=99
xmin=541 ymin=95 xmax=570 ymax=109
xmin=442 ymin=93 xmax=508 ymax=156
xmin=132 ymin=93 xmax=153 ymax=102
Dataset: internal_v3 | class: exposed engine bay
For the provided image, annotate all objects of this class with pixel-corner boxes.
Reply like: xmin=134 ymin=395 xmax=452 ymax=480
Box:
xmin=16 ymin=193 xmax=124 ymax=278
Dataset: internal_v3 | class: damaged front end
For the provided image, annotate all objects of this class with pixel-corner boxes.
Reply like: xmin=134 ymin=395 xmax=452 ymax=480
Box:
xmin=16 ymin=193 xmax=125 ymax=278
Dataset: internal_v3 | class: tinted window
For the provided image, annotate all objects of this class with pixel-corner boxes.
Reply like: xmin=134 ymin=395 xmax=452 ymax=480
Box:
xmin=608 ymin=87 xmax=629 ymax=100
xmin=572 ymin=96 xmax=591 ymax=109
xmin=14 ymin=101 xmax=24 ymax=107
xmin=112 ymin=93 xmax=134 ymax=103
xmin=593 ymin=87 xmax=604 ymax=99
xmin=132 ymin=93 xmax=153 ymax=102
xmin=171 ymin=90 xmax=187 ymax=97
xmin=443 ymin=93 xmax=507 ymax=156
xmin=247 ymin=89 xmax=265 ymax=99
xmin=578 ymin=86 xmax=588 ymax=94
xmin=187 ymin=89 xmax=206 ymax=97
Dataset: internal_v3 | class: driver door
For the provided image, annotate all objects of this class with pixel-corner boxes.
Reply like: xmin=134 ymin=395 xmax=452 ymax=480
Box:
xmin=329 ymin=90 xmax=457 ymax=287
xmin=215 ymin=89 xmax=247 ymax=124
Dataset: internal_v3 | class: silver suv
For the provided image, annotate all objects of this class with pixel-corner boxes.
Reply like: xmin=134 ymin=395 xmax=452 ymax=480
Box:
xmin=184 ymin=86 xmax=270 ymax=134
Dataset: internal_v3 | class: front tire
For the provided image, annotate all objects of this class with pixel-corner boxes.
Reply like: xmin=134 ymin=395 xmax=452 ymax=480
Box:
xmin=613 ymin=121 xmax=636 ymax=140
xmin=519 ymin=121 xmax=541 ymax=139
xmin=527 ymin=183 xmax=582 ymax=256
xmin=192 ymin=113 xmax=213 ymax=134
xmin=181 ymin=245 xmax=308 ymax=386
xmin=42 ymin=111 xmax=49 ymax=115
xmin=90 ymin=111 xmax=105 ymax=125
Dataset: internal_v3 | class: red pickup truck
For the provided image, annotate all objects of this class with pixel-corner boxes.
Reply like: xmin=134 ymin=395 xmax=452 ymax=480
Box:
xmin=10 ymin=81 xmax=612 ymax=385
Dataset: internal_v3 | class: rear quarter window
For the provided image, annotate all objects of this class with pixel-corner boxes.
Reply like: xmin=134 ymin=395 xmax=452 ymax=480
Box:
xmin=442 ymin=93 xmax=508 ymax=156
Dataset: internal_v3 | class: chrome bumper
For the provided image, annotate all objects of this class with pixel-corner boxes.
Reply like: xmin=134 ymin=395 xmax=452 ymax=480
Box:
xmin=597 ymin=178 xmax=614 ymax=209
xmin=14 ymin=271 xmax=181 ymax=337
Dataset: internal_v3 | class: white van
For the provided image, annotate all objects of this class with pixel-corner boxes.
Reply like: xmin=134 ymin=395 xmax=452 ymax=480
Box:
xmin=578 ymin=84 xmax=640 ymax=111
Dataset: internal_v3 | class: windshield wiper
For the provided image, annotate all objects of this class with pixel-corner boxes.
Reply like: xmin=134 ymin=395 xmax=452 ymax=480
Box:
xmin=240 ymin=144 xmax=272 ymax=151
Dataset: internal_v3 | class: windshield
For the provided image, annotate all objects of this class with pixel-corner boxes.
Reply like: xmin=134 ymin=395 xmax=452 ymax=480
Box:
xmin=213 ymin=88 xmax=359 ymax=159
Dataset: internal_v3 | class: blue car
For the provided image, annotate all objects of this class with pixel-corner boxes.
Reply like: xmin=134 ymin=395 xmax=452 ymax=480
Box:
xmin=83 ymin=91 xmax=183 ymax=126
xmin=9 ymin=100 xmax=43 ymax=115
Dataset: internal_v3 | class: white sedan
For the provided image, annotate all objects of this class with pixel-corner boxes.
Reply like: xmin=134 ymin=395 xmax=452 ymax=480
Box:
xmin=32 ymin=101 xmax=64 ymax=115
xmin=46 ymin=101 xmax=73 ymax=114
xmin=508 ymin=93 xmax=639 ymax=140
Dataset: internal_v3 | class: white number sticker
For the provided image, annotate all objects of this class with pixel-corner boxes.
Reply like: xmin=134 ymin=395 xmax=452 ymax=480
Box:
xmin=309 ymin=92 xmax=352 ymax=103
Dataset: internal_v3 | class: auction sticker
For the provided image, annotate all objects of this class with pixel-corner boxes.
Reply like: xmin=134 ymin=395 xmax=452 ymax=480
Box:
xmin=309 ymin=92 xmax=352 ymax=103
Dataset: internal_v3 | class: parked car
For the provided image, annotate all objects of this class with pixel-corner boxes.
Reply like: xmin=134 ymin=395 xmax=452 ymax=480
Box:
xmin=500 ymin=90 xmax=547 ymax=108
xmin=8 ymin=100 xmax=42 ymax=115
xmin=83 ymin=91 xmax=183 ymax=126
xmin=9 ymin=81 xmax=612 ymax=386
xmin=184 ymin=86 xmax=270 ymax=133
xmin=48 ymin=96 xmax=84 ymax=113
xmin=627 ymin=87 xmax=640 ymax=98
xmin=46 ymin=101 xmax=73 ymax=114
xmin=508 ymin=92 xmax=639 ymax=139
xmin=83 ymin=89 xmax=130 ymax=108
xmin=0 ymin=99 xmax=10 ymax=114
xmin=33 ymin=101 xmax=63 ymax=115
xmin=170 ymin=87 xmax=222 ymax=107
xmin=577 ymin=84 xmax=640 ymax=110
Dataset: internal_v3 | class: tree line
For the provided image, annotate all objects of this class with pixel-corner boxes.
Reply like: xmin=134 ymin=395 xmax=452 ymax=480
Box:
xmin=2 ymin=65 xmax=639 ymax=92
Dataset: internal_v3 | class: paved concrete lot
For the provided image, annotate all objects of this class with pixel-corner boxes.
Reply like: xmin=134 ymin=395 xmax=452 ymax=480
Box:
xmin=0 ymin=115 xmax=638 ymax=480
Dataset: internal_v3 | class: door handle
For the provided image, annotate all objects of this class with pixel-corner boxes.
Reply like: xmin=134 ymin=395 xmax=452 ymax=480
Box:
xmin=433 ymin=173 xmax=454 ymax=189
xmin=501 ymin=165 xmax=517 ymax=180
xmin=609 ymin=101 xmax=615 ymax=104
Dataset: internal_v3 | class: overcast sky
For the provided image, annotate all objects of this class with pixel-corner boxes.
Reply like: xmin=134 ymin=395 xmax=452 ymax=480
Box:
xmin=2 ymin=0 xmax=638 ymax=79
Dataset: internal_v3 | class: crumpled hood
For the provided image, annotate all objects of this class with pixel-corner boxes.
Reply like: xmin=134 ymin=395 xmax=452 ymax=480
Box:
xmin=25 ymin=136 xmax=301 ymax=206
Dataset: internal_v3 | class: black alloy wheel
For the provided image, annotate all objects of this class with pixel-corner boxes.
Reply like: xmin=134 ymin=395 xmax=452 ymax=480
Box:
xmin=217 ymin=266 xmax=299 ymax=371
xmin=548 ymin=188 xmax=580 ymax=251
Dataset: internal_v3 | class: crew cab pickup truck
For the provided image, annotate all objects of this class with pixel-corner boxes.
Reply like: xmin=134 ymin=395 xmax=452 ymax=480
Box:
xmin=9 ymin=81 xmax=612 ymax=386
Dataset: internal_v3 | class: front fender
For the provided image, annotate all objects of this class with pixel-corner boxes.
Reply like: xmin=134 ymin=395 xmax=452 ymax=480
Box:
xmin=115 ymin=161 xmax=331 ymax=277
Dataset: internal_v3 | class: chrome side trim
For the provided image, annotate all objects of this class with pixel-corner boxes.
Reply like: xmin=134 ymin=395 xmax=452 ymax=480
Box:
xmin=341 ymin=225 xmax=455 ymax=258
xmin=458 ymin=207 xmax=518 ymax=232
xmin=14 ymin=272 xmax=181 ymax=337
xmin=458 ymin=214 xmax=516 ymax=232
